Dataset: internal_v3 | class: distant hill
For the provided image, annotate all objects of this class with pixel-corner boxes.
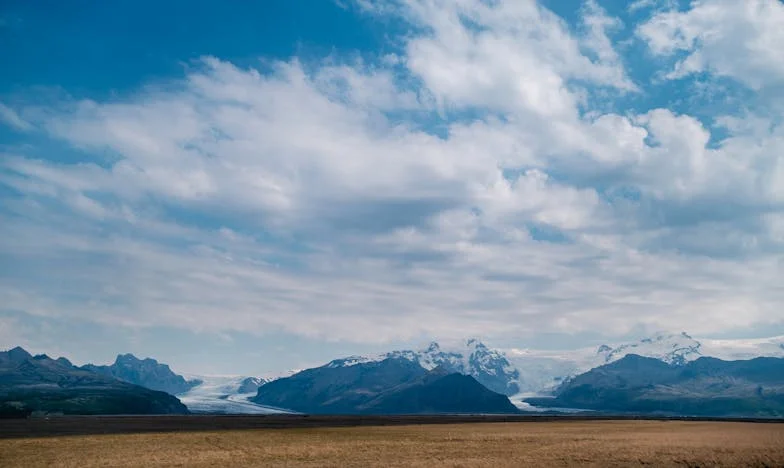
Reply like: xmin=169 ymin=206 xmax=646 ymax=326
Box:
xmin=0 ymin=347 xmax=188 ymax=416
xmin=528 ymin=354 xmax=784 ymax=417
xmin=83 ymin=353 xmax=201 ymax=395
xmin=237 ymin=376 xmax=267 ymax=394
xmin=252 ymin=357 xmax=519 ymax=415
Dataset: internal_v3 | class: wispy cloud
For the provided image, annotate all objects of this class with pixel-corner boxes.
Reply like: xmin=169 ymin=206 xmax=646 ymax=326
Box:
xmin=0 ymin=103 xmax=32 ymax=131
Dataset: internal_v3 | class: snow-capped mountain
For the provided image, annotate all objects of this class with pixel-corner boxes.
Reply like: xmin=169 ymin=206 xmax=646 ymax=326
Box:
xmin=327 ymin=339 xmax=520 ymax=395
xmin=595 ymin=332 xmax=703 ymax=365
xmin=505 ymin=332 xmax=784 ymax=397
xmin=237 ymin=376 xmax=267 ymax=394
xmin=326 ymin=332 xmax=784 ymax=402
xmin=175 ymin=332 xmax=784 ymax=413
xmin=506 ymin=332 xmax=708 ymax=395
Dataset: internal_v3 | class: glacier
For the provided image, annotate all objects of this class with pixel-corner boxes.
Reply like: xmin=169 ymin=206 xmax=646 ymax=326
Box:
xmin=177 ymin=375 xmax=297 ymax=414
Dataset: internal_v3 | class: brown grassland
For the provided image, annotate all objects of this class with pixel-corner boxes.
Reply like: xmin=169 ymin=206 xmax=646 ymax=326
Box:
xmin=2 ymin=420 xmax=783 ymax=467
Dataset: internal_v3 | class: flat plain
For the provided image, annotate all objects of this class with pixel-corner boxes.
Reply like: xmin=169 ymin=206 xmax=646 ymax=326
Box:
xmin=2 ymin=420 xmax=784 ymax=467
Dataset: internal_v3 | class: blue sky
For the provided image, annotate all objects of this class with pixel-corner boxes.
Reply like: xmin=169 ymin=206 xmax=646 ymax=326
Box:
xmin=1 ymin=0 xmax=783 ymax=375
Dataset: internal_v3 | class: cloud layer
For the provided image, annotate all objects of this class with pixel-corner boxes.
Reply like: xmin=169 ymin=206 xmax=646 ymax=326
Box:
xmin=1 ymin=0 xmax=783 ymax=348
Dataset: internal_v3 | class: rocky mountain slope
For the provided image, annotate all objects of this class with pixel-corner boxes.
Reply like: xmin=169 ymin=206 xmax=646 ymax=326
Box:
xmin=83 ymin=353 xmax=202 ymax=395
xmin=252 ymin=357 xmax=518 ymax=415
xmin=327 ymin=339 xmax=520 ymax=395
xmin=357 ymin=368 xmax=519 ymax=415
xmin=0 ymin=347 xmax=188 ymax=416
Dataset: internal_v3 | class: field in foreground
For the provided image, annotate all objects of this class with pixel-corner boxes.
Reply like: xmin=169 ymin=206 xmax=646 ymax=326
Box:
xmin=2 ymin=420 xmax=783 ymax=467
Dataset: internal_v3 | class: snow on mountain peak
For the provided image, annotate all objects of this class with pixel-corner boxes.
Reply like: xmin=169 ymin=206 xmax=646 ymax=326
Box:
xmin=597 ymin=331 xmax=702 ymax=366
xmin=312 ymin=332 xmax=784 ymax=402
xmin=465 ymin=338 xmax=486 ymax=349
xmin=324 ymin=338 xmax=519 ymax=395
xmin=425 ymin=341 xmax=441 ymax=353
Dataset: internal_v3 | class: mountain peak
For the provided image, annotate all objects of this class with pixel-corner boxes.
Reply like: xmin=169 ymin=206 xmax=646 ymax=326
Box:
xmin=85 ymin=353 xmax=198 ymax=395
xmin=466 ymin=338 xmax=487 ymax=349
xmin=644 ymin=330 xmax=693 ymax=341
xmin=425 ymin=341 xmax=441 ymax=352
xmin=6 ymin=346 xmax=33 ymax=362
xmin=595 ymin=331 xmax=702 ymax=366
xmin=115 ymin=353 xmax=140 ymax=364
xmin=56 ymin=357 xmax=74 ymax=367
xmin=326 ymin=337 xmax=520 ymax=396
xmin=427 ymin=364 xmax=454 ymax=377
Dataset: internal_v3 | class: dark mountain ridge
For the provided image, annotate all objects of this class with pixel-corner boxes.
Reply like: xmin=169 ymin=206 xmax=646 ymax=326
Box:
xmin=252 ymin=357 xmax=519 ymax=415
xmin=0 ymin=347 xmax=188 ymax=416
xmin=530 ymin=354 xmax=784 ymax=417
xmin=83 ymin=353 xmax=201 ymax=395
xmin=357 ymin=367 xmax=519 ymax=414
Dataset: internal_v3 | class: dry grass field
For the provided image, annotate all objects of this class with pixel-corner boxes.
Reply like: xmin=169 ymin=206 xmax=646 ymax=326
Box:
xmin=2 ymin=420 xmax=783 ymax=467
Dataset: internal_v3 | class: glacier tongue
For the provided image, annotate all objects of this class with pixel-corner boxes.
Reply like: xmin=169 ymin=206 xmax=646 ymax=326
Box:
xmin=177 ymin=375 xmax=296 ymax=414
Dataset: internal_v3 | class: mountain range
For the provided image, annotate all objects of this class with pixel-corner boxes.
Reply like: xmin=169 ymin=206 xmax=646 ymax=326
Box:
xmin=526 ymin=354 xmax=784 ymax=417
xmin=337 ymin=332 xmax=784 ymax=398
xmin=4 ymin=331 xmax=784 ymax=417
xmin=0 ymin=347 xmax=188 ymax=416
xmin=509 ymin=332 xmax=784 ymax=396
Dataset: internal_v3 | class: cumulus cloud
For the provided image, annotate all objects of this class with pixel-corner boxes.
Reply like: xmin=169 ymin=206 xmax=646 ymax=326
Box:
xmin=636 ymin=0 xmax=784 ymax=89
xmin=0 ymin=0 xmax=782 ymax=347
xmin=399 ymin=0 xmax=637 ymax=118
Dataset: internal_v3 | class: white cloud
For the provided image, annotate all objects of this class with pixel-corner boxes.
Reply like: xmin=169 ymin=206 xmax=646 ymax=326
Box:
xmin=637 ymin=0 xmax=784 ymax=89
xmin=0 ymin=103 xmax=32 ymax=131
xmin=581 ymin=0 xmax=625 ymax=67
xmin=398 ymin=0 xmax=636 ymax=119
xmin=0 ymin=0 xmax=783 ymax=347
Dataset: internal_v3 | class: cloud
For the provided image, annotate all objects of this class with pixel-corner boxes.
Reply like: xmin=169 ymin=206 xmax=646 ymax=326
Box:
xmin=0 ymin=103 xmax=32 ymax=131
xmin=0 ymin=0 xmax=783 ymax=347
xmin=399 ymin=0 xmax=636 ymax=118
xmin=636 ymin=0 xmax=784 ymax=89
xmin=580 ymin=0 xmax=626 ymax=68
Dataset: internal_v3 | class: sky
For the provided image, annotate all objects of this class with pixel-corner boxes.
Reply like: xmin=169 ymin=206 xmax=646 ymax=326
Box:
xmin=1 ymin=0 xmax=783 ymax=376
